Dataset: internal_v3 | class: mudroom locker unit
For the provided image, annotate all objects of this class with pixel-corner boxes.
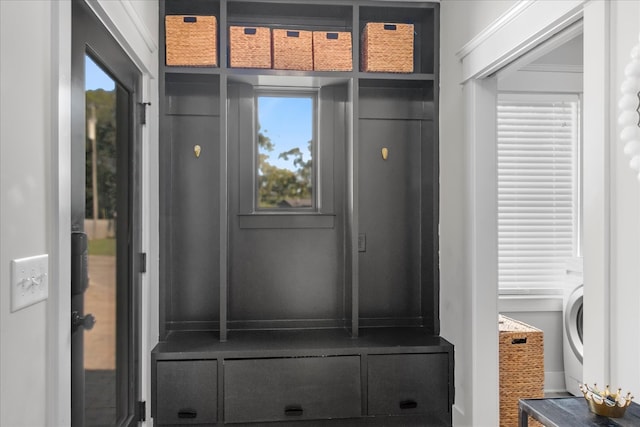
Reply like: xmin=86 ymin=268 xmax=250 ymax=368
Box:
xmin=152 ymin=0 xmax=454 ymax=425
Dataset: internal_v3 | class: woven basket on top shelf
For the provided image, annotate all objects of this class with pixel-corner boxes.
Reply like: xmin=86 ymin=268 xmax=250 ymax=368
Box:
xmin=165 ymin=15 xmax=217 ymax=67
xmin=499 ymin=315 xmax=544 ymax=427
xmin=272 ymin=29 xmax=313 ymax=71
xmin=229 ymin=26 xmax=271 ymax=69
xmin=313 ymin=31 xmax=352 ymax=71
xmin=361 ymin=22 xmax=413 ymax=73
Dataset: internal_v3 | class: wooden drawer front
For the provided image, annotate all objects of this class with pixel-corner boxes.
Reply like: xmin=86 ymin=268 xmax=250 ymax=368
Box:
xmin=156 ymin=360 xmax=217 ymax=425
xmin=367 ymin=353 xmax=449 ymax=416
xmin=224 ymin=356 xmax=361 ymax=423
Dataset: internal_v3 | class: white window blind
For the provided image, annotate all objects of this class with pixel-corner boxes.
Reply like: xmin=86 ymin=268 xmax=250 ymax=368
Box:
xmin=497 ymin=96 xmax=580 ymax=294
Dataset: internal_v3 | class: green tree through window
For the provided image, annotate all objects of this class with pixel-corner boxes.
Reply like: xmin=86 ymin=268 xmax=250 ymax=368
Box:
xmin=86 ymin=88 xmax=116 ymax=219
xmin=257 ymin=95 xmax=314 ymax=209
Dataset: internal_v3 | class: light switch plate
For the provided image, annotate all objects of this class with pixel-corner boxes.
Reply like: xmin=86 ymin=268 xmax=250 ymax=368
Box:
xmin=10 ymin=254 xmax=49 ymax=312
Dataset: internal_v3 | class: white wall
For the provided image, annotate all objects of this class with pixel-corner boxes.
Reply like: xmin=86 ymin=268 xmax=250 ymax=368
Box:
xmin=440 ymin=3 xmax=520 ymax=425
xmin=1 ymin=1 xmax=52 ymax=425
xmin=607 ymin=0 xmax=640 ymax=395
xmin=0 ymin=0 xmax=158 ymax=425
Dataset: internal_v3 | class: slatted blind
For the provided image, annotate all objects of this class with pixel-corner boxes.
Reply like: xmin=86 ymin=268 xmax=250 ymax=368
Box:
xmin=497 ymin=96 xmax=580 ymax=294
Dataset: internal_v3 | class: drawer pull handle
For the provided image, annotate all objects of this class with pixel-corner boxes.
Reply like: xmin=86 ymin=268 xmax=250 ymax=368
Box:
xmin=512 ymin=338 xmax=527 ymax=345
xmin=178 ymin=408 xmax=198 ymax=419
xmin=399 ymin=400 xmax=418 ymax=410
xmin=284 ymin=405 xmax=304 ymax=416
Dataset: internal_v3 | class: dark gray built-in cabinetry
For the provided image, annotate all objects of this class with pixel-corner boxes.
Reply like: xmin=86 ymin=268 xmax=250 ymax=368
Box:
xmin=153 ymin=1 xmax=453 ymax=425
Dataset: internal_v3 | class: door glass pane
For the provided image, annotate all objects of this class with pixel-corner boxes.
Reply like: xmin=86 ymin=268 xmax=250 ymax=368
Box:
xmin=84 ymin=54 xmax=117 ymax=426
xmin=256 ymin=95 xmax=314 ymax=209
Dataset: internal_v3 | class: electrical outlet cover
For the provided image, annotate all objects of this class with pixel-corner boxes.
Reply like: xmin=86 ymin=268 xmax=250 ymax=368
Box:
xmin=10 ymin=254 xmax=49 ymax=312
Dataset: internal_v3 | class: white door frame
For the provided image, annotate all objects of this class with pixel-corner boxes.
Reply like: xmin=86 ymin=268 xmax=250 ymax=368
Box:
xmin=457 ymin=0 xmax=611 ymax=424
xmin=48 ymin=0 xmax=73 ymax=424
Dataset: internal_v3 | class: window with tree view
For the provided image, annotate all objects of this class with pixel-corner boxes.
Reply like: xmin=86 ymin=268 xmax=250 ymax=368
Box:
xmin=256 ymin=94 xmax=315 ymax=210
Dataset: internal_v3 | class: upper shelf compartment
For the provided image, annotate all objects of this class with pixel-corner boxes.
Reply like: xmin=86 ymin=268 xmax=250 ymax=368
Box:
xmin=161 ymin=0 xmax=438 ymax=80
xmin=227 ymin=1 xmax=353 ymax=31
xmin=163 ymin=0 xmax=221 ymax=70
xmin=359 ymin=3 xmax=437 ymax=76
xmin=227 ymin=1 xmax=354 ymax=73
xmin=165 ymin=0 xmax=220 ymax=16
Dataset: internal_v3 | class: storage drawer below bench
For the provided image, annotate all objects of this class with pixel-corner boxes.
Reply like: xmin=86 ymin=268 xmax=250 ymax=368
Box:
xmin=224 ymin=356 xmax=361 ymax=423
xmin=367 ymin=353 xmax=449 ymax=417
xmin=155 ymin=360 xmax=217 ymax=425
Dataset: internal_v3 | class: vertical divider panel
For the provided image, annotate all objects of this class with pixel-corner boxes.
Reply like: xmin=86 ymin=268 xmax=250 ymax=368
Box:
xmin=424 ymin=3 xmax=440 ymax=335
xmin=429 ymin=5 xmax=441 ymax=334
xmin=218 ymin=0 xmax=229 ymax=344
xmin=219 ymin=73 xmax=228 ymax=342
xmin=219 ymin=0 xmax=228 ymax=70
xmin=158 ymin=0 xmax=169 ymax=341
xmin=352 ymin=5 xmax=360 ymax=75
xmin=348 ymin=5 xmax=360 ymax=338
xmin=348 ymin=79 xmax=359 ymax=338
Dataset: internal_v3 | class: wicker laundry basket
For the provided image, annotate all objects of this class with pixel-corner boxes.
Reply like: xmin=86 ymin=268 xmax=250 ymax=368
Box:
xmin=272 ymin=29 xmax=313 ymax=71
xmin=499 ymin=315 xmax=544 ymax=427
xmin=361 ymin=22 xmax=413 ymax=73
xmin=165 ymin=15 xmax=217 ymax=66
xmin=313 ymin=31 xmax=352 ymax=71
xmin=229 ymin=26 xmax=271 ymax=69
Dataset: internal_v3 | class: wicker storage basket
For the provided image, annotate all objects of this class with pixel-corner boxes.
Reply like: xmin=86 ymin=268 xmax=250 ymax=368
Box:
xmin=229 ymin=26 xmax=271 ymax=69
xmin=499 ymin=315 xmax=544 ymax=427
xmin=361 ymin=22 xmax=413 ymax=73
xmin=313 ymin=31 xmax=352 ymax=71
xmin=165 ymin=15 xmax=217 ymax=67
xmin=272 ymin=29 xmax=313 ymax=71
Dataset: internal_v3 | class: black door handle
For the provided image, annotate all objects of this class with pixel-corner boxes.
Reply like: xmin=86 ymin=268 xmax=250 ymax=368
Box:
xmin=399 ymin=400 xmax=418 ymax=410
xmin=178 ymin=408 xmax=197 ymax=419
xmin=284 ymin=405 xmax=304 ymax=416
xmin=71 ymin=311 xmax=96 ymax=332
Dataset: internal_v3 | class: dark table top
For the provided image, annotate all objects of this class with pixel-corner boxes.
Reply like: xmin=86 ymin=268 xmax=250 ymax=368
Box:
xmin=520 ymin=397 xmax=640 ymax=427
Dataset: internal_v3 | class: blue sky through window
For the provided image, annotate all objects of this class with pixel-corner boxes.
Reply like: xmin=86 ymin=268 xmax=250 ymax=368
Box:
xmin=258 ymin=96 xmax=313 ymax=171
xmin=85 ymin=55 xmax=115 ymax=91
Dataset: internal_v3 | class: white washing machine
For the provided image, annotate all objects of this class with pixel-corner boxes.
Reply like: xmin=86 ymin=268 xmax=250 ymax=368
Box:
xmin=563 ymin=269 xmax=583 ymax=396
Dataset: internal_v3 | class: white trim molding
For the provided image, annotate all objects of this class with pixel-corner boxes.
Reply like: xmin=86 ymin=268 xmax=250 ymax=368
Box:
xmin=47 ymin=1 xmax=72 ymax=425
xmin=456 ymin=0 xmax=536 ymax=60
xmin=498 ymin=19 xmax=583 ymax=79
xmin=121 ymin=0 xmax=158 ymax=54
xmin=582 ymin=0 xmax=611 ymax=389
xmin=458 ymin=0 xmax=587 ymax=82
xmin=465 ymin=75 xmax=500 ymax=427
xmin=86 ymin=0 xmax=158 ymax=77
